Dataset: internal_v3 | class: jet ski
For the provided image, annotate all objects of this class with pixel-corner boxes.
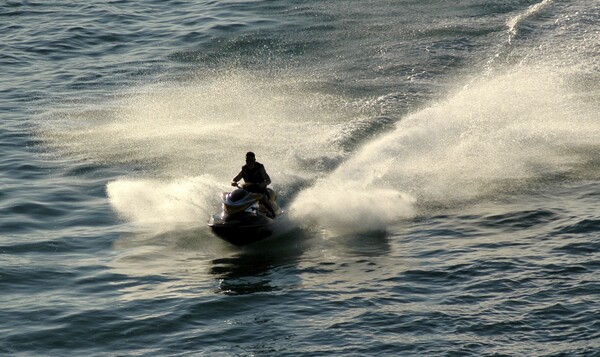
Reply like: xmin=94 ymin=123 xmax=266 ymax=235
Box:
xmin=208 ymin=184 xmax=283 ymax=246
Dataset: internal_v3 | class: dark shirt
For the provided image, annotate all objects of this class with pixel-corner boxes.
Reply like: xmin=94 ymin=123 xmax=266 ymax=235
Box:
xmin=241 ymin=162 xmax=268 ymax=193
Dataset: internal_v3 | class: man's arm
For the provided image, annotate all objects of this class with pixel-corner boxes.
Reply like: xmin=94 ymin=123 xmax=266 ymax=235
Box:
xmin=231 ymin=171 xmax=243 ymax=186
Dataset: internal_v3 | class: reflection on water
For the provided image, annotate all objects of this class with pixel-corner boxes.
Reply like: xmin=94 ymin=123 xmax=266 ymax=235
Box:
xmin=108 ymin=217 xmax=398 ymax=302
xmin=109 ymin=225 xmax=312 ymax=299
xmin=210 ymin=229 xmax=308 ymax=295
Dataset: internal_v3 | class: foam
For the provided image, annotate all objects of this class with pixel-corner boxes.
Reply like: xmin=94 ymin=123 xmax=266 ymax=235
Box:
xmin=40 ymin=71 xmax=360 ymax=229
xmin=44 ymin=64 xmax=598 ymax=234
xmin=290 ymin=65 xmax=599 ymax=231
xmin=106 ymin=176 xmax=220 ymax=231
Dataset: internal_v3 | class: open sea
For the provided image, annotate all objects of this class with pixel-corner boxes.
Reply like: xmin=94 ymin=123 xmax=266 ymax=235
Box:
xmin=2 ymin=0 xmax=599 ymax=355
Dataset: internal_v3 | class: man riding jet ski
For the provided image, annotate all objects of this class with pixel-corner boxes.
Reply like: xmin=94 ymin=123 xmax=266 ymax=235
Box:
xmin=208 ymin=152 xmax=282 ymax=246
xmin=231 ymin=151 xmax=277 ymax=218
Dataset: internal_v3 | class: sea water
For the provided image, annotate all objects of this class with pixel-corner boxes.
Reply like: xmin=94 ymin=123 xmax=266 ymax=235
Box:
xmin=1 ymin=0 xmax=599 ymax=355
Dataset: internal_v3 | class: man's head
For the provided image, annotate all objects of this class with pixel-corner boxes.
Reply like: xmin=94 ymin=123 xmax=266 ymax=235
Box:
xmin=245 ymin=152 xmax=256 ymax=164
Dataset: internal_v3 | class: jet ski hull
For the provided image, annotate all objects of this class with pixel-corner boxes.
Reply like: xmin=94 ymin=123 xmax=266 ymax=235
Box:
xmin=208 ymin=213 xmax=274 ymax=246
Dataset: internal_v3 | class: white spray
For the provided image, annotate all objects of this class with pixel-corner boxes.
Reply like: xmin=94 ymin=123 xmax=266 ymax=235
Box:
xmin=290 ymin=65 xmax=599 ymax=231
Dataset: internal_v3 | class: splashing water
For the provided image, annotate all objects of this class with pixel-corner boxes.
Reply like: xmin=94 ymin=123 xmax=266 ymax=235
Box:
xmin=40 ymin=65 xmax=598 ymax=233
xmin=106 ymin=176 xmax=219 ymax=231
xmin=40 ymin=71 xmax=362 ymax=230
xmin=291 ymin=65 xmax=599 ymax=231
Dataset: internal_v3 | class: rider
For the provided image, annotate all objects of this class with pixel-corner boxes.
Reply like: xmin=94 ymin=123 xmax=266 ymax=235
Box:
xmin=231 ymin=152 xmax=276 ymax=218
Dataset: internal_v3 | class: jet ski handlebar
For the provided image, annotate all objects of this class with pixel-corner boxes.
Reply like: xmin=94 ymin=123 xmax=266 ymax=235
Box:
xmin=231 ymin=182 xmax=264 ymax=190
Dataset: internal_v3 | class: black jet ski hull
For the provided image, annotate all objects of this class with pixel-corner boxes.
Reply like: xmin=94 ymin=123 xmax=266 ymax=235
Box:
xmin=208 ymin=214 xmax=274 ymax=246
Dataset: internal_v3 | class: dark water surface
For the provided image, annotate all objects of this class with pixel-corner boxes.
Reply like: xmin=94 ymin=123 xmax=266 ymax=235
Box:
xmin=1 ymin=0 xmax=599 ymax=355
